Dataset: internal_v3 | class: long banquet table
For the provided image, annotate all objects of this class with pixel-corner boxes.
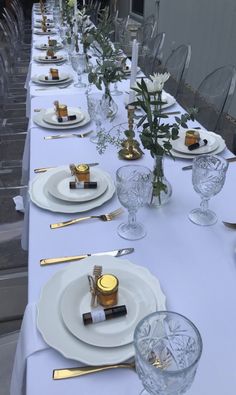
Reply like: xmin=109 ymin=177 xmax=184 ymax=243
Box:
xmin=11 ymin=5 xmax=236 ymax=395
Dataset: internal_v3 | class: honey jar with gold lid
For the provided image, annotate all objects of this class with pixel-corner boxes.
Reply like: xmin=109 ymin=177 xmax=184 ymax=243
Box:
xmin=185 ymin=130 xmax=200 ymax=146
xmin=96 ymin=274 xmax=119 ymax=307
xmin=58 ymin=105 xmax=68 ymax=117
xmin=74 ymin=164 xmax=90 ymax=182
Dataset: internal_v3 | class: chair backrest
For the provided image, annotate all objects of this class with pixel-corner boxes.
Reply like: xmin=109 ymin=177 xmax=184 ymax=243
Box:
xmin=141 ymin=32 xmax=165 ymax=76
xmin=194 ymin=65 xmax=236 ymax=132
xmin=164 ymin=44 xmax=191 ymax=97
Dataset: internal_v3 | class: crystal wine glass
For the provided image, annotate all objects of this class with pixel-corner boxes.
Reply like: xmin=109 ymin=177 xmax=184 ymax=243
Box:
xmin=116 ymin=165 xmax=152 ymax=240
xmin=70 ymin=53 xmax=87 ymax=88
xmin=189 ymin=154 xmax=228 ymax=226
xmin=87 ymin=92 xmax=108 ymax=143
xmin=134 ymin=311 xmax=203 ymax=395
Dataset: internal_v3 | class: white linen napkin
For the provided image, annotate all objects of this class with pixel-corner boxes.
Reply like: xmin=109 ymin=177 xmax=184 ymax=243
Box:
xmin=10 ymin=304 xmax=48 ymax=395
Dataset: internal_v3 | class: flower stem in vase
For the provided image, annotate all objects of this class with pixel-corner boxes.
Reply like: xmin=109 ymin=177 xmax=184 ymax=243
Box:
xmin=151 ymin=155 xmax=172 ymax=207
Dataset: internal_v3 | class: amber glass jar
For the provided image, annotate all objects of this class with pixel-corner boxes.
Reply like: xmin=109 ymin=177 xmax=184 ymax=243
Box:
xmin=58 ymin=105 xmax=68 ymax=117
xmin=96 ymin=274 xmax=119 ymax=307
xmin=74 ymin=164 xmax=90 ymax=182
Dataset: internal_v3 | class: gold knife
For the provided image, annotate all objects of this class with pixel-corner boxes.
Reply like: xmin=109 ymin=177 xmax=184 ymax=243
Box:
xmin=40 ymin=248 xmax=134 ymax=266
xmin=53 ymin=362 xmax=135 ymax=380
xmin=34 ymin=162 xmax=99 ymax=173
xmin=44 ymin=131 xmax=93 ymax=140
xmin=182 ymin=156 xmax=236 ymax=171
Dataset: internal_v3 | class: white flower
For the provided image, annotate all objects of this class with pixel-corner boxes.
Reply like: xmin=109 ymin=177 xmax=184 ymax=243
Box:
xmin=149 ymin=72 xmax=170 ymax=92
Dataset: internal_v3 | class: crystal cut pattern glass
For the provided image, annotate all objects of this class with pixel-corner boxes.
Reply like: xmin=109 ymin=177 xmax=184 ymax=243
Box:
xmin=189 ymin=154 xmax=228 ymax=226
xmin=134 ymin=311 xmax=203 ymax=395
xmin=116 ymin=165 xmax=152 ymax=240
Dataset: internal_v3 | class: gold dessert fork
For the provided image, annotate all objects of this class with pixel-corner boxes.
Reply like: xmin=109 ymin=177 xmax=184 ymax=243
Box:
xmin=50 ymin=208 xmax=124 ymax=229
xmin=53 ymin=357 xmax=171 ymax=380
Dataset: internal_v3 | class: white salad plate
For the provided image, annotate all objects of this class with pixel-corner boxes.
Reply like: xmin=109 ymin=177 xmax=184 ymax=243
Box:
xmin=33 ymin=55 xmax=65 ymax=63
xmin=43 ymin=107 xmax=85 ymax=126
xmin=124 ymin=91 xmax=176 ymax=110
xmin=46 ymin=167 xmax=108 ymax=203
xmin=34 ymin=23 xmax=55 ymax=28
xmin=33 ymin=109 xmax=90 ymax=130
xmin=29 ymin=166 xmax=115 ymax=213
xmin=35 ymin=43 xmax=64 ymax=50
xmin=33 ymin=30 xmax=56 ymax=35
xmin=32 ymin=73 xmax=71 ymax=86
xmin=35 ymin=18 xmax=54 ymax=23
xmin=172 ymin=129 xmax=219 ymax=155
xmin=171 ymin=131 xmax=226 ymax=159
xmin=37 ymin=256 xmax=166 ymax=365
xmin=60 ymin=269 xmax=157 ymax=348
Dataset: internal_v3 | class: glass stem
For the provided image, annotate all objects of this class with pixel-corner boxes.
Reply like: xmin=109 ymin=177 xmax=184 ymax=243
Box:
xmin=77 ymin=73 xmax=81 ymax=84
xmin=200 ymin=197 xmax=209 ymax=212
xmin=128 ymin=210 xmax=137 ymax=228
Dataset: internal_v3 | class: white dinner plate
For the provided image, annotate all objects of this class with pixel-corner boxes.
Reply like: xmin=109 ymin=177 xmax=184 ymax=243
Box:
xmin=124 ymin=91 xmax=176 ymax=110
xmin=43 ymin=107 xmax=85 ymax=126
xmin=31 ymin=73 xmax=71 ymax=86
xmin=35 ymin=43 xmax=64 ymax=50
xmin=33 ymin=55 xmax=65 ymax=63
xmin=34 ymin=29 xmax=56 ymax=35
xmin=60 ymin=270 xmax=157 ymax=348
xmin=35 ymin=18 xmax=54 ymax=23
xmin=34 ymin=23 xmax=55 ymax=29
xmin=37 ymin=256 xmax=166 ymax=365
xmin=33 ymin=109 xmax=90 ymax=130
xmin=171 ymin=132 xmax=226 ymax=159
xmin=172 ymin=129 xmax=219 ymax=155
xmin=29 ymin=166 xmax=115 ymax=213
xmin=46 ymin=166 xmax=108 ymax=202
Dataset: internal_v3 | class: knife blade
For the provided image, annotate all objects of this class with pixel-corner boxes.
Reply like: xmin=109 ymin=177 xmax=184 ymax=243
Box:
xmin=44 ymin=131 xmax=93 ymax=140
xmin=40 ymin=248 xmax=134 ymax=266
xmin=34 ymin=162 xmax=99 ymax=173
xmin=182 ymin=156 xmax=236 ymax=171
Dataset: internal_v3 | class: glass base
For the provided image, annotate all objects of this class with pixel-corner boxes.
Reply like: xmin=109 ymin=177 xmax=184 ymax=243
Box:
xmin=111 ymin=89 xmax=123 ymax=96
xmin=90 ymin=134 xmax=99 ymax=144
xmin=117 ymin=222 xmax=146 ymax=240
xmin=188 ymin=208 xmax=217 ymax=226
xmin=74 ymin=82 xmax=86 ymax=88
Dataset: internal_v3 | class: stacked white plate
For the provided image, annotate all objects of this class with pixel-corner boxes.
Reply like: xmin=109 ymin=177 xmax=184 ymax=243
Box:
xmin=29 ymin=166 xmax=115 ymax=213
xmin=32 ymin=72 xmax=73 ymax=86
xmin=35 ymin=18 xmax=54 ymax=23
xmin=33 ymin=54 xmax=65 ymax=63
xmin=171 ymin=129 xmax=226 ymax=159
xmin=33 ymin=107 xmax=91 ymax=130
xmin=124 ymin=90 xmax=176 ymax=110
xmin=34 ymin=23 xmax=55 ymax=29
xmin=34 ymin=29 xmax=56 ymax=35
xmin=34 ymin=43 xmax=64 ymax=50
xmin=37 ymin=255 xmax=166 ymax=365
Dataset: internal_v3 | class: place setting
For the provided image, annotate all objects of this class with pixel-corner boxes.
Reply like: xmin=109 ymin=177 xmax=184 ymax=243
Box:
xmin=33 ymin=100 xmax=91 ymax=130
xmin=170 ymin=128 xmax=226 ymax=159
xmin=33 ymin=52 xmax=66 ymax=64
xmin=33 ymin=28 xmax=57 ymax=35
xmin=29 ymin=162 xmax=116 ymax=213
xmin=37 ymin=255 xmax=167 ymax=365
xmin=31 ymin=68 xmax=73 ymax=87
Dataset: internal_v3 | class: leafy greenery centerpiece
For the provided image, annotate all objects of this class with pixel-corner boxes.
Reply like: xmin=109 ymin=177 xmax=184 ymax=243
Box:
xmin=132 ymin=73 xmax=195 ymax=206
xmin=87 ymin=8 xmax=126 ymax=118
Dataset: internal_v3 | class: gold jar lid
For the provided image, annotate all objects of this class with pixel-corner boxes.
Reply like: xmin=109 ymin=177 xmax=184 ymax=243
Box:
xmin=96 ymin=274 xmax=119 ymax=294
xmin=75 ymin=164 xmax=89 ymax=173
xmin=186 ymin=130 xmax=200 ymax=137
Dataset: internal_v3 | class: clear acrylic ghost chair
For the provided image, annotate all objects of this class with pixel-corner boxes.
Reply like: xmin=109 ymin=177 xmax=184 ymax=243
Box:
xmin=139 ymin=32 xmax=165 ymax=76
xmin=164 ymin=44 xmax=191 ymax=98
xmin=0 ymin=331 xmax=19 ymax=395
xmin=194 ymin=65 xmax=236 ymax=132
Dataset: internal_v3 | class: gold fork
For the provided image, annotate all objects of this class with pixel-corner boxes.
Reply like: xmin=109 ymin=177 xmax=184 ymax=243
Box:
xmin=50 ymin=208 xmax=124 ymax=229
xmin=53 ymin=357 xmax=171 ymax=380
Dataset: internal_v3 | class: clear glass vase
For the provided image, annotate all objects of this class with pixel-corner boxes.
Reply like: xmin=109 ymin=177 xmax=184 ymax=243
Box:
xmin=103 ymin=83 xmax=118 ymax=118
xmin=150 ymin=155 xmax=172 ymax=207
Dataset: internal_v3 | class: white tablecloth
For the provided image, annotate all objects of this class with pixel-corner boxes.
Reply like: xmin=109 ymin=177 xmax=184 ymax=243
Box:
xmin=12 ymin=6 xmax=236 ymax=395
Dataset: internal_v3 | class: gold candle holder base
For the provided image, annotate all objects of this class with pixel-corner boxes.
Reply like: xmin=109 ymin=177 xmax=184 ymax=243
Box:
xmin=118 ymin=138 xmax=143 ymax=160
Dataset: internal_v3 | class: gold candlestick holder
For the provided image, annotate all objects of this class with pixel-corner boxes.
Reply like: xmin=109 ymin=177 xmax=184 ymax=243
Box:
xmin=118 ymin=105 xmax=144 ymax=160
